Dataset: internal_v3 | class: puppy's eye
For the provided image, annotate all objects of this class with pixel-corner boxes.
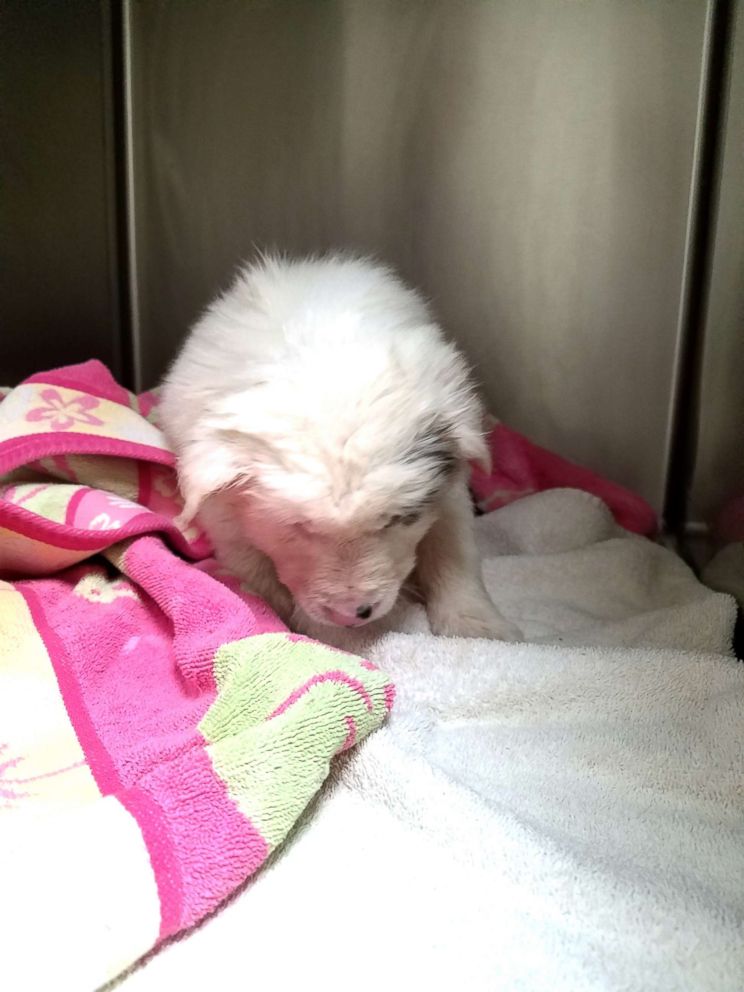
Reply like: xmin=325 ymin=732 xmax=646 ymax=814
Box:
xmin=385 ymin=512 xmax=420 ymax=529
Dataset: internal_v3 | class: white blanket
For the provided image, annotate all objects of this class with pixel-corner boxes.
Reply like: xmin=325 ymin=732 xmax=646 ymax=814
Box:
xmin=120 ymin=490 xmax=744 ymax=992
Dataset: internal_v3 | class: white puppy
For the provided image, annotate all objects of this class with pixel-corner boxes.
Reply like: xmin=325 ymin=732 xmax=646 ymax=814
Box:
xmin=160 ymin=253 xmax=520 ymax=640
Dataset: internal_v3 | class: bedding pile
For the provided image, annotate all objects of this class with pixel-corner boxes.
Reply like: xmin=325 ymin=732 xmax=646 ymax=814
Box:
xmin=123 ymin=494 xmax=744 ymax=992
xmin=0 ymin=362 xmax=392 ymax=991
xmin=1 ymin=362 xmax=742 ymax=992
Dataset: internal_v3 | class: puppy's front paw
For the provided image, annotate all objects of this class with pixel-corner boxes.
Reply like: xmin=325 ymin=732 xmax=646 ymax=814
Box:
xmin=427 ymin=594 xmax=522 ymax=641
xmin=239 ymin=580 xmax=294 ymax=626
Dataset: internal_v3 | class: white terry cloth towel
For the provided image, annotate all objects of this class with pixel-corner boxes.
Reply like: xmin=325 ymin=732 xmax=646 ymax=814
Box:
xmin=119 ymin=489 xmax=744 ymax=992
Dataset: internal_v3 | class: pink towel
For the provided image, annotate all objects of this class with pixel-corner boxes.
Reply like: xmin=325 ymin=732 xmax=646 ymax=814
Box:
xmin=471 ymin=420 xmax=657 ymax=536
xmin=0 ymin=361 xmax=393 ymax=989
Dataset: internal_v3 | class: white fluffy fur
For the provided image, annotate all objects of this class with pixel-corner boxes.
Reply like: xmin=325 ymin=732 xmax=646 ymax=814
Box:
xmin=160 ymin=253 xmax=520 ymax=639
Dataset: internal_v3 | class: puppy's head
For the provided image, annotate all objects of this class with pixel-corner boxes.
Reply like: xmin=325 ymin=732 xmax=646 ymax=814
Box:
xmin=173 ymin=337 xmax=488 ymax=627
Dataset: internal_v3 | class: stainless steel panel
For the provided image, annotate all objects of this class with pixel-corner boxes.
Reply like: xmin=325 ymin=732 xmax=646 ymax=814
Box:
xmin=0 ymin=0 xmax=123 ymax=384
xmin=128 ymin=0 xmax=711 ymax=510
xmin=690 ymin=0 xmax=744 ymax=525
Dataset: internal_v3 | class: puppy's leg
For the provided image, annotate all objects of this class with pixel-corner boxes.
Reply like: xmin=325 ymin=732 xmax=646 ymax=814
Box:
xmin=417 ymin=473 xmax=522 ymax=640
xmin=198 ymin=494 xmax=294 ymax=624
xmin=223 ymin=543 xmax=294 ymax=625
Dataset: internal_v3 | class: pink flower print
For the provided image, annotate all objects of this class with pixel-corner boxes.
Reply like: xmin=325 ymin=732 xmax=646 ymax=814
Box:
xmin=152 ymin=468 xmax=179 ymax=501
xmin=0 ymin=744 xmax=29 ymax=807
xmin=108 ymin=495 xmax=142 ymax=512
xmin=86 ymin=494 xmax=143 ymax=531
xmin=150 ymin=466 xmax=185 ymax=520
xmin=138 ymin=388 xmax=162 ymax=425
xmin=0 ymin=743 xmax=87 ymax=807
xmin=26 ymin=389 xmax=104 ymax=432
xmin=73 ymin=571 xmax=137 ymax=604
xmin=88 ymin=512 xmax=123 ymax=530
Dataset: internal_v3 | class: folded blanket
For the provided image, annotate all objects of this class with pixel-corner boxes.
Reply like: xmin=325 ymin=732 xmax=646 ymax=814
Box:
xmin=121 ymin=490 xmax=744 ymax=992
xmin=0 ymin=362 xmax=393 ymax=992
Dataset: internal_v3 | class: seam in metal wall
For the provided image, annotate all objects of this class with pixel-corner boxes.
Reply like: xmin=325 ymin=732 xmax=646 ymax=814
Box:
xmin=662 ymin=0 xmax=737 ymax=540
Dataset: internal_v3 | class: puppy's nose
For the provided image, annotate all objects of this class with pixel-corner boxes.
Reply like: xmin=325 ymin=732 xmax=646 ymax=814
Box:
xmin=323 ymin=601 xmax=380 ymax=627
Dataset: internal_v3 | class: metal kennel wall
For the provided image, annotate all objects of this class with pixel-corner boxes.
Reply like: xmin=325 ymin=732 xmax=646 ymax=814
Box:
xmin=2 ymin=0 xmax=743 ymax=549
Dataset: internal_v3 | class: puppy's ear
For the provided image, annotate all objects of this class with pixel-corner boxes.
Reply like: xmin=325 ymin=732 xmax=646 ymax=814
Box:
xmin=175 ymin=387 xmax=274 ymax=524
xmin=441 ymin=398 xmax=491 ymax=474
xmin=454 ymin=421 xmax=491 ymax=474
xmin=405 ymin=416 xmax=490 ymax=479
xmin=175 ymin=435 xmax=252 ymax=525
xmin=435 ymin=347 xmax=492 ymax=473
